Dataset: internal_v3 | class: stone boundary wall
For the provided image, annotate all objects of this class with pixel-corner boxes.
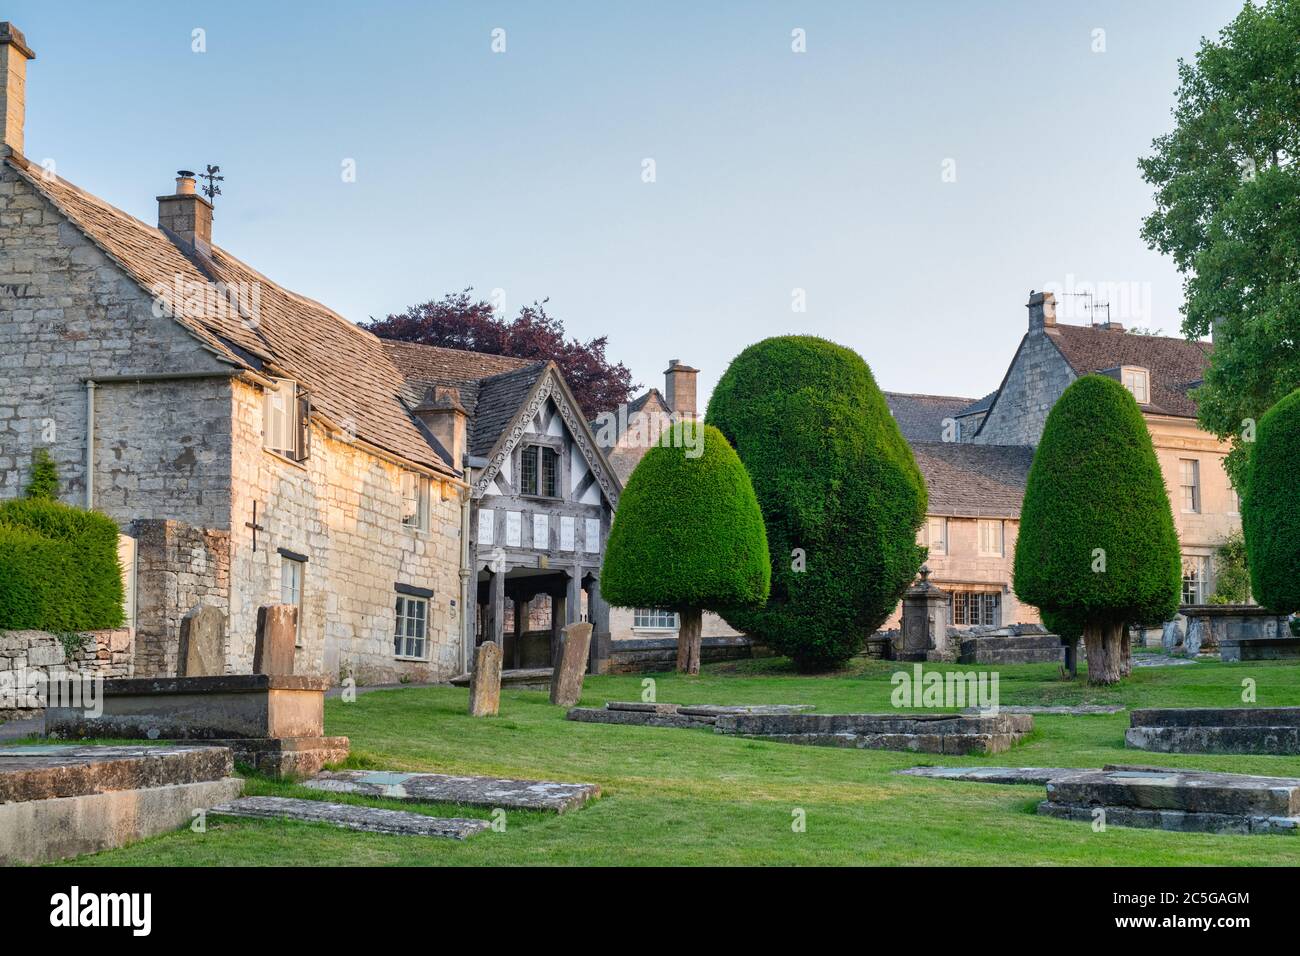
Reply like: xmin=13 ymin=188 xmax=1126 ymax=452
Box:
xmin=0 ymin=627 xmax=133 ymax=717
xmin=606 ymin=635 xmax=765 ymax=674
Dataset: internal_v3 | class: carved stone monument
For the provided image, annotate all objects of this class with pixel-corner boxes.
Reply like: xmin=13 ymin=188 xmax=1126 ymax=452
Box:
xmin=896 ymin=566 xmax=950 ymax=662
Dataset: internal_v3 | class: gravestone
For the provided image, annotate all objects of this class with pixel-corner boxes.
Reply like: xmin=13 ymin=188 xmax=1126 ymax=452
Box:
xmin=1183 ymin=616 xmax=1203 ymax=657
xmin=897 ymin=566 xmax=949 ymax=661
xmin=468 ymin=641 xmax=502 ymax=717
xmin=550 ymin=622 xmax=592 ymax=707
xmin=1161 ymin=619 xmax=1183 ymax=652
xmin=178 ymin=604 xmax=225 ymax=677
xmin=253 ymin=605 xmax=297 ymax=676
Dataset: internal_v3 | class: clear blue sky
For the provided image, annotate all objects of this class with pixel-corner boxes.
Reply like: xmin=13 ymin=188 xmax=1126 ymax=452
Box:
xmin=9 ymin=0 xmax=1246 ymax=405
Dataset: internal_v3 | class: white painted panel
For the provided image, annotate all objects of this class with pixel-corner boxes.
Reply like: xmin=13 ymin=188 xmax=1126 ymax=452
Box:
xmin=506 ymin=511 xmax=522 ymax=547
xmin=533 ymin=514 xmax=549 ymax=549
xmin=477 ymin=509 xmax=495 ymax=546
xmin=584 ymin=517 xmax=601 ymax=553
xmin=547 ymin=400 xmax=565 ymax=437
xmin=499 ymin=454 xmax=512 ymax=484
xmin=581 ymin=482 xmax=602 ymax=505
xmin=559 ymin=516 xmax=575 ymax=551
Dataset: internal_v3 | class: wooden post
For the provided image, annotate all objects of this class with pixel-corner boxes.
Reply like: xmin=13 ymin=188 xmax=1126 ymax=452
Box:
xmin=550 ymin=584 xmax=567 ymax=670
xmin=488 ymin=568 xmax=506 ymax=649
xmin=512 ymin=596 xmax=523 ymax=669
xmin=586 ymin=574 xmax=610 ymax=675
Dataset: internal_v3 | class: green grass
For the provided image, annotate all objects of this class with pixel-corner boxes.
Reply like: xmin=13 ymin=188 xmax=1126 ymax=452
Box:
xmin=48 ymin=656 xmax=1300 ymax=866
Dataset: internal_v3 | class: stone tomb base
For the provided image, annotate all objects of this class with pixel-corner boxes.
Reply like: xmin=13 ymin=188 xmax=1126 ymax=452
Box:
xmin=1039 ymin=766 xmax=1300 ymax=835
xmin=43 ymin=674 xmax=349 ymax=779
xmin=1126 ymin=707 xmax=1300 ymax=755
xmin=567 ymin=702 xmax=1031 ymax=755
xmin=209 ymin=796 xmax=489 ymax=839
xmin=715 ymin=711 xmax=1033 ymax=755
xmin=0 ymin=744 xmax=243 ymax=864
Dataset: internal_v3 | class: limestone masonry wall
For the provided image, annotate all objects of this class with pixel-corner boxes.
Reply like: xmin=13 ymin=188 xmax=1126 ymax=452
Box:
xmin=0 ymin=628 xmax=134 ymax=717
xmin=973 ymin=332 xmax=1075 ymax=446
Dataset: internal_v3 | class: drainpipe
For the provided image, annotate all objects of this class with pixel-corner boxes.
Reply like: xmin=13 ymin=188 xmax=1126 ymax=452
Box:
xmin=459 ymin=453 xmax=474 ymax=673
xmin=84 ymin=380 xmax=96 ymax=508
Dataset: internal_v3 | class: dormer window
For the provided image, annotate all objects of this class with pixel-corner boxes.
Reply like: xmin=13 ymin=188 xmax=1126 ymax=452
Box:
xmin=1121 ymin=366 xmax=1150 ymax=405
xmin=264 ymin=378 xmax=310 ymax=462
xmin=519 ymin=444 xmax=560 ymax=498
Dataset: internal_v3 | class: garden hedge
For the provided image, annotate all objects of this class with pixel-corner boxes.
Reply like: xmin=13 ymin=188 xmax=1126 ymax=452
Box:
xmin=601 ymin=422 xmax=769 ymax=610
xmin=705 ymin=335 xmax=927 ymax=670
xmin=0 ymin=497 xmax=124 ymax=631
xmin=1014 ymin=375 xmax=1180 ymax=672
xmin=1243 ymin=386 xmax=1300 ymax=612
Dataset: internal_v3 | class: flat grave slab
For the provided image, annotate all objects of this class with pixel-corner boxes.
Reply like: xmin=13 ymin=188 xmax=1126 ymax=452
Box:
xmin=208 ymin=796 xmax=489 ymax=839
xmin=1039 ymin=766 xmax=1300 ymax=835
xmin=569 ymin=701 xmax=815 ymax=730
xmin=303 ymin=769 xmax=599 ymax=813
xmin=450 ymin=668 xmax=551 ymax=691
xmin=1126 ymin=707 xmax=1300 ymax=755
xmin=962 ymin=705 xmax=1124 ymax=716
xmin=897 ymin=766 xmax=1078 ymax=785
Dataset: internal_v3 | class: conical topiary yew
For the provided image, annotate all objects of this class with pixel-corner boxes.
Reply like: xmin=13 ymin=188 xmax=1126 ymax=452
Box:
xmin=1014 ymin=375 xmax=1181 ymax=685
xmin=600 ymin=421 xmax=770 ymax=674
xmin=705 ymin=335 xmax=927 ymax=671
xmin=1243 ymin=387 xmax=1300 ymax=614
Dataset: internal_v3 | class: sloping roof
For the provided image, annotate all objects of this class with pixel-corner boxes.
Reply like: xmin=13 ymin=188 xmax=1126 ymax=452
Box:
xmin=380 ymin=341 xmax=549 ymax=458
xmin=1046 ymin=324 xmax=1210 ymax=418
xmin=7 ymin=155 xmax=455 ymax=476
xmin=885 ymin=393 xmax=978 ymax=443
xmin=589 ymin=387 xmax=671 ymax=448
xmin=956 ymin=390 xmax=998 ymax=417
xmin=910 ymin=441 xmax=1035 ymax=518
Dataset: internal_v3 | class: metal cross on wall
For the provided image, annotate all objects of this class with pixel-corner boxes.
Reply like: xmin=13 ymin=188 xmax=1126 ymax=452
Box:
xmin=245 ymin=500 xmax=266 ymax=552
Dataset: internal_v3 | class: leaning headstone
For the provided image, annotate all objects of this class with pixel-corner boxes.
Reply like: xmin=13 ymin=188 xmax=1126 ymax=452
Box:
xmin=1183 ymin=617 xmax=1203 ymax=658
xmin=253 ymin=605 xmax=297 ymax=676
xmin=468 ymin=641 xmax=502 ymax=717
xmin=1161 ymin=619 xmax=1183 ymax=652
xmin=178 ymin=604 xmax=225 ymax=677
xmin=550 ymin=622 xmax=592 ymax=707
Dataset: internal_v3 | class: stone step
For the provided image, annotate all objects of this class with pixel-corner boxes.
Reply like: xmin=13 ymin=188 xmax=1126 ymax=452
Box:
xmin=209 ymin=796 xmax=489 ymax=839
xmin=1045 ymin=767 xmax=1300 ymax=817
xmin=303 ymin=769 xmax=599 ymax=813
xmin=1126 ymin=725 xmax=1300 ymax=755
xmin=1130 ymin=706 xmax=1300 ymax=728
xmin=0 ymin=743 xmax=232 ymax=803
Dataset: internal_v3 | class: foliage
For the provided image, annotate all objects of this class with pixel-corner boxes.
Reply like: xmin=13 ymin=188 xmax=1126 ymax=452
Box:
xmin=364 ymin=288 xmax=637 ymax=417
xmin=1014 ymin=376 xmax=1181 ymax=682
xmin=1138 ymin=0 xmax=1300 ymax=489
xmin=601 ymin=422 xmax=769 ymax=612
xmin=705 ymin=336 xmax=927 ymax=671
xmin=0 ymin=498 xmax=124 ymax=631
xmin=1242 ymin=387 xmax=1300 ymax=612
xmin=24 ymin=448 xmax=59 ymax=500
xmin=1209 ymin=529 xmax=1252 ymax=605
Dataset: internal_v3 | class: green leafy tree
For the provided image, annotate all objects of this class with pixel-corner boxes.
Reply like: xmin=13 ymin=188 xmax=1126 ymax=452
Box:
xmin=1242 ymin=387 xmax=1300 ymax=613
xmin=601 ymin=422 xmax=769 ymax=674
xmin=705 ymin=336 xmax=927 ymax=671
xmin=1209 ymin=529 xmax=1252 ymax=605
xmin=1139 ymin=0 xmax=1300 ymax=490
xmin=1014 ymin=376 xmax=1181 ymax=685
xmin=24 ymin=448 xmax=59 ymax=500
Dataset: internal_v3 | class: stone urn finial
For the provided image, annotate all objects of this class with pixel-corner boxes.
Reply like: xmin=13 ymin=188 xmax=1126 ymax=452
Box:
xmin=919 ymin=564 xmax=931 ymax=583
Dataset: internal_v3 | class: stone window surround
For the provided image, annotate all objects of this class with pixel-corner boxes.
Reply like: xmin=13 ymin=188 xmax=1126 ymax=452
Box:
xmin=1179 ymin=458 xmax=1201 ymax=514
xmin=394 ymin=583 xmax=434 ymax=661
xmin=278 ymin=548 xmax=306 ymax=648
xmin=977 ymin=519 xmax=1005 ymax=557
xmin=633 ymin=608 xmax=680 ymax=631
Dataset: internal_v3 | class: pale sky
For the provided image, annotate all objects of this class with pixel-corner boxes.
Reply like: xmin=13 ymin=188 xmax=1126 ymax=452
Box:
xmin=8 ymin=0 xmax=1245 ymax=406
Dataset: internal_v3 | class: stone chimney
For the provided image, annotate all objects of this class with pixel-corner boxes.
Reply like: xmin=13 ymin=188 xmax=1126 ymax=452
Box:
xmin=1027 ymin=291 xmax=1056 ymax=332
xmin=158 ymin=170 xmax=213 ymax=256
xmin=663 ymin=359 xmax=700 ymax=419
xmin=415 ymin=385 xmax=468 ymax=469
xmin=0 ymin=23 xmax=35 ymax=156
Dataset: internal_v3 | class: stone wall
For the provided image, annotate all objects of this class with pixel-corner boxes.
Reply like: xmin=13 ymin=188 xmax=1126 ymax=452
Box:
xmin=0 ymin=628 xmax=133 ymax=717
xmin=972 ymin=331 xmax=1075 ymax=446
xmin=228 ymin=379 xmax=465 ymax=685
xmin=0 ymin=164 xmax=235 ymax=512
xmin=131 ymin=519 xmax=231 ymax=677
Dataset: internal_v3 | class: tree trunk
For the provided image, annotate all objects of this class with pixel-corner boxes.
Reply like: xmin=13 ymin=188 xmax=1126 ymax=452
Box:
xmin=1085 ymin=619 xmax=1123 ymax=686
xmin=676 ymin=607 xmax=703 ymax=675
xmin=1108 ymin=621 xmax=1132 ymax=678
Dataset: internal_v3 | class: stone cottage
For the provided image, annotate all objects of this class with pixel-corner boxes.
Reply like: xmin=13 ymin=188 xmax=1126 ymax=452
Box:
xmin=885 ymin=290 xmax=1237 ymax=627
xmin=0 ymin=23 xmax=620 ymax=683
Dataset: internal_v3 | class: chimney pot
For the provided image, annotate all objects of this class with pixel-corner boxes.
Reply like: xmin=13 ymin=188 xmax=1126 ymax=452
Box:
xmin=1027 ymin=290 xmax=1056 ymax=332
xmin=1 ymin=22 xmax=37 ymax=156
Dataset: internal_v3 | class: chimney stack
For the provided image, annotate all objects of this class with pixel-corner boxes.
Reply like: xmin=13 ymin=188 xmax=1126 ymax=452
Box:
xmin=0 ymin=23 xmax=35 ymax=156
xmin=663 ymin=359 xmax=700 ymax=420
xmin=415 ymin=385 xmax=468 ymax=470
xmin=158 ymin=170 xmax=213 ymax=255
xmin=1027 ymin=291 xmax=1056 ymax=332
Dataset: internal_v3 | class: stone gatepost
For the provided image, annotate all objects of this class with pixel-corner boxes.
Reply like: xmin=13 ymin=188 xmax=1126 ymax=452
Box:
xmin=897 ymin=566 xmax=950 ymax=662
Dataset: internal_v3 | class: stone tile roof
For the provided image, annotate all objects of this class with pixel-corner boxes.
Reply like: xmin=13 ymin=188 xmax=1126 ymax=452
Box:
xmin=380 ymin=341 xmax=548 ymax=458
xmin=885 ymin=393 xmax=979 ymax=443
xmin=909 ymin=441 xmax=1035 ymax=518
xmin=956 ymin=390 xmax=998 ymax=417
xmin=7 ymin=155 xmax=456 ymax=476
xmin=1046 ymin=324 xmax=1211 ymax=418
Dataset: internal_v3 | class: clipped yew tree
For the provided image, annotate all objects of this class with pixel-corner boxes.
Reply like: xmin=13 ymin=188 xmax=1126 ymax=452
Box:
xmin=1014 ymin=375 xmax=1180 ymax=685
xmin=1242 ymin=387 xmax=1300 ymax=614
xmin=601 ymin=421 xmax=770 ymax=674
xmin=705 ymin=336 xmax=927 ymax=671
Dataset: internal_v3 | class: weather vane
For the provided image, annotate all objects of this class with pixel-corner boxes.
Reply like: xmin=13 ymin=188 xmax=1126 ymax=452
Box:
xmin=200 ymin=164 xmax=223 ymax=203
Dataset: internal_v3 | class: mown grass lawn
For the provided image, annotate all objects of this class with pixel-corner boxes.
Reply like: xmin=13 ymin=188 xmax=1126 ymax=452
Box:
xmin=58 ymin=656 xmax=1300 ymax=866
